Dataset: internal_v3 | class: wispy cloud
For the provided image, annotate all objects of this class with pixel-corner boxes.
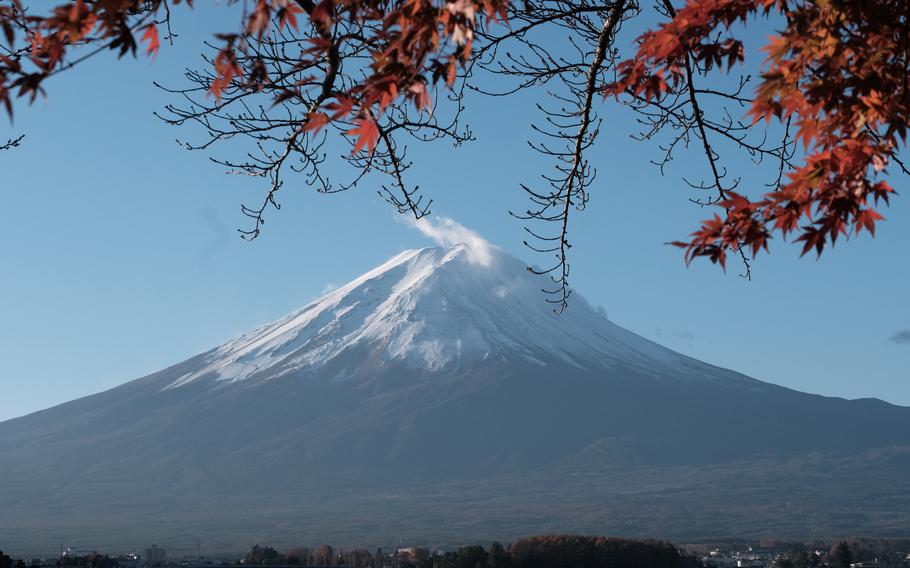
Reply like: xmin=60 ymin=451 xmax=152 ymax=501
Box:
xmin=405 ymin=216 xmax=495 ymax=266
xmin=887 ymin=329 xmax=910 ymax=345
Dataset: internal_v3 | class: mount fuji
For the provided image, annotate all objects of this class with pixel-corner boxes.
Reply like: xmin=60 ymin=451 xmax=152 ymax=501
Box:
xmin=1 ymin=241 xmax=909 ymax=554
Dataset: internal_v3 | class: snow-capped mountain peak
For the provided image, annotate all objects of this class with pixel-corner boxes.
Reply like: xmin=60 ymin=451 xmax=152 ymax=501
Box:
xmin=166 ymin=244 xmax=681 ymax=389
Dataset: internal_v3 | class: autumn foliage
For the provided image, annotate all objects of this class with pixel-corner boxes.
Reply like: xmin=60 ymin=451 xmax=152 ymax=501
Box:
xmin=1 ymin=0 xmax=906 ymax=303
xmin=509 ymin=535 xmax=690 ymax=568
xmin=604 ymin=0 xmax=904 ymax=267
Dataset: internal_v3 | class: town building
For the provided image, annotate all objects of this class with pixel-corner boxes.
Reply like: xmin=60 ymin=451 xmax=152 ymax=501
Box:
xmin=145 ymin=546 xmax=166 ymax=567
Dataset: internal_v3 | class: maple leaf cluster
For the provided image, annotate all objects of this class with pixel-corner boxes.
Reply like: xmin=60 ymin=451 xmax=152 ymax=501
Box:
xmin=0 ymin=0 xmax=173 ymax=114
xmin=606 ymin=0 xmax=905 ymax=266
xmin=288 ymin=0 xmax=508 ymax=152
xmin=0 ymin=0 xmax=504 ymax=143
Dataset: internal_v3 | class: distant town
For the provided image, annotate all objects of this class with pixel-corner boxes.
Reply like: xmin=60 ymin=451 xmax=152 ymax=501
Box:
xmin=3 ymin=537 xmax=910 ymax=568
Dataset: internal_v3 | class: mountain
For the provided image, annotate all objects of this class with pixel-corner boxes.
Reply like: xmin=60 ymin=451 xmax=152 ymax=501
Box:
xmin=1 ymin=244 xmax=909 ymax=555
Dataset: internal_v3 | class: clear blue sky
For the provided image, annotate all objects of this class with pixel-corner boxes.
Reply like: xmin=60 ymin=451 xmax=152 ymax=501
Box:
xmin=1 ymin=5 xmax=907 ymax=422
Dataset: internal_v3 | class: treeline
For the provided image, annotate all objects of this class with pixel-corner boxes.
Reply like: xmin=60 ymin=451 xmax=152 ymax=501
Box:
xmin=0 ymin=551 xmax=120 ymax=568
xmin=56 ymin=555 xmax=119 ymax=568
xmin=510 ymin=536 xmax=697 ymax=568
xmin=829 ymin=539 xmax=910 ymax=566
xmin=1 ymin=550 xmax=26 ymax=568
xmin=245 ymin=544 xmax=373 ymax=567
xmin=768 ymin=539 xmax=910 ymax=568
xmin=243 ymin=535 xmax=699 ymax=568
xmin=825 ymin=540 xmax=908 ymax=568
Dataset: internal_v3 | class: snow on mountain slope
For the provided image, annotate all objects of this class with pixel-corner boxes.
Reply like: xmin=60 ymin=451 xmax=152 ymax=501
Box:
xmin=166 ymin=243 xmax=706 ymax=390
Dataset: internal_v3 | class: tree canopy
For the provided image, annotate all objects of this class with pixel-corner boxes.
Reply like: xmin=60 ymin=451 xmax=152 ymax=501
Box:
xmin=1 ymin=0 xmax=906 ymax=309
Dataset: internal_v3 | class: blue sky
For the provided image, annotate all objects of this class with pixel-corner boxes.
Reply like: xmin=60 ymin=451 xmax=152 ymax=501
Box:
xmin=1 ymin=5 xmax=907 ymax=422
